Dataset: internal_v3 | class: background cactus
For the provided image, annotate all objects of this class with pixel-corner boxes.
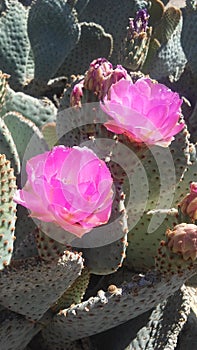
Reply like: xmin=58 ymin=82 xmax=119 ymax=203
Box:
xmin=0 ymin=0 xmax=197 ymax=349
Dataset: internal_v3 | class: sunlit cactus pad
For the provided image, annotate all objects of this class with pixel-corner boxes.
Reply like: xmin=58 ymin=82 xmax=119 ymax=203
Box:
xmin=0 ymin=0 xmax=197 ymax=349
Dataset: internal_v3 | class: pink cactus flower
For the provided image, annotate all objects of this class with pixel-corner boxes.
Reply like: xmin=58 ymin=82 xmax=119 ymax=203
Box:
xmin=100 ymin=78 xmax=184 ymax=147
xmin=167 ymin=223 xmax=197 ymax=261
xmin=14 ymin=146 xmax=113 ymax=238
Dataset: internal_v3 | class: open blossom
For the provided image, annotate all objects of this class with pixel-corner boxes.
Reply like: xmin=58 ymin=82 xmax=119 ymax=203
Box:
xmin=100 ymin=78 xmax=184 ymax=147
xmin=14 ymin=146 xmax=113 ymax=238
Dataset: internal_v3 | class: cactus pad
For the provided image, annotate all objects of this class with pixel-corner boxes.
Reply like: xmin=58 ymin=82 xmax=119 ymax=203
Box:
xmin=0 ymin=252 xmax=84 ymax=320
xmin=28 ymin=0 xmax=80 ymax=83
xmin=41 ymin=269 xmax=194 ymax=343
xmin=0 ymin=154 xmax=17 ymax=270
xmin=0 ymin=0 xmax=30 ymax=88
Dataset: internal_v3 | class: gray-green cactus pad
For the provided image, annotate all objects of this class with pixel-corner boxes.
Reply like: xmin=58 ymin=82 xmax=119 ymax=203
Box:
xmin=147 ymin=17 xmax=187 ymax=81
xmin=0 ymin=0 xmax=30 ymax=88
xmin=56 ymin=22 xmax=113 ymax=77
xmin=181 ymin=3 xmax=197 ymax=76
xmin=13 ymin=206 xmax=37 ymax=258
xmin=176 ymin=309 xmax=197 ymax=350
xmin=0 ymin=71 xmax=9 ymax=110
xmin=126 ymin=212 xmax=178 ymax=271
xmin=3 ymin=112 xmax=48 ymax=165
xmin=0 ymin=117 xmax=20 ymax=174
xmin=76 ymin=189 xmax=128 ymax=275
xmin=0 ymin=154 xmax=17 ymax=270
xmin=41 ymin=269 xmax=195 ymax=343
xmin=28 ymin=0 xmax=81 ymax=83
xmin=0 ymin=252 xmax=84 ymax=320
xmin=0 ymin=308 xmax=42 ymax=350
xmin=79 ymin=0 xmax=148 ymax=63
xmin=1 ymin=86 xmax=57 ymax=127
xmin=90 ymin=285 xmax=191 ymax=350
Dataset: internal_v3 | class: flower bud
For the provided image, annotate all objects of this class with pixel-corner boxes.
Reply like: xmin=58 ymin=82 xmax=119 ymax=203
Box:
xmin=83 ymin=58 xmax=113 ymax=99
xmin=166 ymin=223 xmax=197 ymax=261
xmin=70 ymin=79 xmax=84 ymax=107
xmin=178 ymin=182 xmax=197 ymax=222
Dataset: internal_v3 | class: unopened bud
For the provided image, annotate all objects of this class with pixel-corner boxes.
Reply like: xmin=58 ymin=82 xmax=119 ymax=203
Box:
xmin=178 ymin=182 xmax=197 ymax=221
xmin=167 ymin=223 xmax=197 ymax=261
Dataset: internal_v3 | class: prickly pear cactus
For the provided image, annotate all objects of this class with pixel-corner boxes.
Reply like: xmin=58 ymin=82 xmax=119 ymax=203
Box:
xmin=0 ymin=0 xmax=197 ymax=349
xmin=0 ymin=154 xmax=17 ymax=270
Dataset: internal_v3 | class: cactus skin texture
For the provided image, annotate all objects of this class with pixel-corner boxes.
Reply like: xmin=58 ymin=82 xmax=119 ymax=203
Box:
xmin=0 ymin=0 xmax=30 ymax=89
xmin=27 ymin=0 xmax=80 ymax=85
xmin=0 ymin=154 xmax=17 ymax=270
xmin=0 ymin=1 xmax=197 ymax=349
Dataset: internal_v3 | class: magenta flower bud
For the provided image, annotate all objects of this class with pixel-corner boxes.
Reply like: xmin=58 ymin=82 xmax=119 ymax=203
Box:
xmin=100 ymin=77 xmax=184 ymax=147
xmin=83 ymin=58 xmax=113 ymax=99
xmin=178 ymin=182 xmax=197 ymax=221
xmin=110 ymin=65 xmax=130 ymax=84
xmin=167 ymin=223 xmax=197 ymax=261
xmin=70 ymin=79 xmax=84 ymax=107
xmin=132 ymin=9 xmax=149 ymax=33
xmin=127 ymin=9 xmax=149 ymax=39
xmin=14 ymin=146 xmax=114 ymax=239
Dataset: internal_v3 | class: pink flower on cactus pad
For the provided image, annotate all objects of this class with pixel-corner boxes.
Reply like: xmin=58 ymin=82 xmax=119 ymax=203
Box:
xmin=100 ymin=78 xmax=184 ymax=147
xmin=14 ymin=146 xmax=113 ymax=238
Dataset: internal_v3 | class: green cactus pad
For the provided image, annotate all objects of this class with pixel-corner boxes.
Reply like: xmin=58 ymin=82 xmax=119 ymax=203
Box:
xmin=56 ymin=22 xmax=113 ymax=76
xmin=124 ymin=124 xmax=192 ymax=271
xmin=41 ymin=269 xmax=194 ymax=343
xmin=153 ymin=7 xmax=182 ymax=44
xmin=75 ymin=0 xmax=90 ymax=15
xmin=25 ymin=48 xmax=35 ymax=82
xmin=13 ymin=231 xmax=38 ymax=260
xmin=145 ymin=16 xmax=187 ymax=81
xmin=28 ymin=0 xmax=80 ymax=83
xmin=0 ymin=118 xmax=20 ymax=174
xmin=0 ymin=0 xmax=30 ymax=88
xmin=13 ymin=206 xmax=37 ymax=257
xmin=77 ymin=190 xmax=128 ymax=275
xmin=172 ymin=155 xmax=197 ymax=208
xmin=155 ymin=240 xmax=197 ymax=275
xmin=3 ymin=111 xmax=48 ymax=164
xmin=0 ymin=71 xmax=9 ymax=111
xmin=177 ymin=308 xmax=197 ymax=350
xmin=148 ymin=0 xmax=164 ymax=27
xmin=0 ymin=308 xmax=42 ymax=350
xmin=181 ymin=3 xmax=197 ymax=76
xmin=90 ymin=285 xmax=191 ymax=350
xmin=41 ymin=122 xmax=58 ymax=149
xmin=51 ymin=267 xmax=90 ymax=313
xmin=1 ymin=86 xmax=57 ymax=127
xmin=125 ymin=122 xmax=190 ymax=214
xmin=0 ymin=154 xmax=17 ymax=270
xmin=125 ymin=212 xmax=178 ymax=271
xmin=79 ymin=0 xmax=148 ymax=63
xmin=79 ymin=234 xmax=128 ymax=275
xmin=35 ymin=229 xmax=67 ymax=261
xmin=29 ymin=333 xmax=90 ymax=350
xmin=0 ymin=252 xmax=84 ymax=320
